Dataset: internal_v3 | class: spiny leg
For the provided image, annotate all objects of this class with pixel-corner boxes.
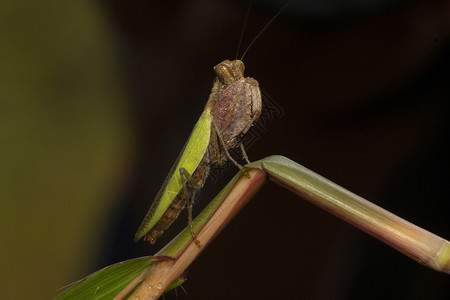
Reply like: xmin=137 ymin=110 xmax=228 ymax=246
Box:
xmin=240 ymin=142 xmax=251 ymax=164
xmin=179 ymin=167 xmax=202 ymax=247
xmin=212 ymin=122 xmax=249 ymax=176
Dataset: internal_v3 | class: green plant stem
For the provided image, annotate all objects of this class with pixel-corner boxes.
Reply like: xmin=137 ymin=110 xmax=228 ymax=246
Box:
xmin=58 ymin=155 xmax=449 ymax=300
xmin=249 ymin=155 xmax=450 ymax=274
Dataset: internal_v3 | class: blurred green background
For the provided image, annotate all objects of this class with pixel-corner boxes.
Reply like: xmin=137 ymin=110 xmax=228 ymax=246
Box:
xmin=0 ymin=1 xmax=132 ymax=298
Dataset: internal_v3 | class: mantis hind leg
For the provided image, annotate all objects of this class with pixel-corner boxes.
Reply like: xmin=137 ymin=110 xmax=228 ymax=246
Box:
xmin=179 ymin=167 xmax=202 ymax=247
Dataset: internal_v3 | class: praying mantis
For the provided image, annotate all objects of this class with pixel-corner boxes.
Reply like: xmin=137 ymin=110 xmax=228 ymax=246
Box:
xmin=134 ymin=59 xmax=261 ymax=245
xmin=133 ymin=2 xmax=290 ymax=246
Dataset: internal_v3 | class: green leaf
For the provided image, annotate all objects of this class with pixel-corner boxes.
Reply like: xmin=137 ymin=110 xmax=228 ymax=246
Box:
xmin=55 ymin=256 xmax=154 ymax=300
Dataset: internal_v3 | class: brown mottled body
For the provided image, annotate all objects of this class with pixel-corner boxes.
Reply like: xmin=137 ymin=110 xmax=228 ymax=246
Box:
xmin=209 ymin=60 xmax=262 ymax=149
xmin=143 ymin=59 xmax=261 ymax=244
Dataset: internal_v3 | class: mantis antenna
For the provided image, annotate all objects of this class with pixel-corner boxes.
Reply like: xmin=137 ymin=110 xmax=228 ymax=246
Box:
xmin=235 ymin=0 xmax=253 ymax=60
xmin=240 ymin=1 xmax=292 ymax=61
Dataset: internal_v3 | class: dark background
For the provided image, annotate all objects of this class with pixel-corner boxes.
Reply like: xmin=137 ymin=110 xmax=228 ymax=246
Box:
xmin=100 ymin=0 xmax=449 ymax=299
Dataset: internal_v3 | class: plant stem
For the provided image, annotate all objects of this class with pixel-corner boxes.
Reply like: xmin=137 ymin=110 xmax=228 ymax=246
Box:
xmin=251 ymin=155 xmax=450 ymax=274
xmin=128 ymin=168 xmax=266 ymax=300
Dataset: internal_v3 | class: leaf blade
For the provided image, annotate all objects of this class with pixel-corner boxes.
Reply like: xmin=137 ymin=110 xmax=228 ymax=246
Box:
xmin=55 ymin=256 xmax=154 ymax=300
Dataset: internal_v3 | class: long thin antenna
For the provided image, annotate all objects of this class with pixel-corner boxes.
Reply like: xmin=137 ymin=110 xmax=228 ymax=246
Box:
xmin=235 ymin=0 xmax=253 ymax=60
xmin=240 ymin=1 xmax=292 ymax=61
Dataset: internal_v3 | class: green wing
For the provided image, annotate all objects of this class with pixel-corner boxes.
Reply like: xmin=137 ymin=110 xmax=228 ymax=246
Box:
xmin=134 ymin=107 xmax=212 ymax=242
